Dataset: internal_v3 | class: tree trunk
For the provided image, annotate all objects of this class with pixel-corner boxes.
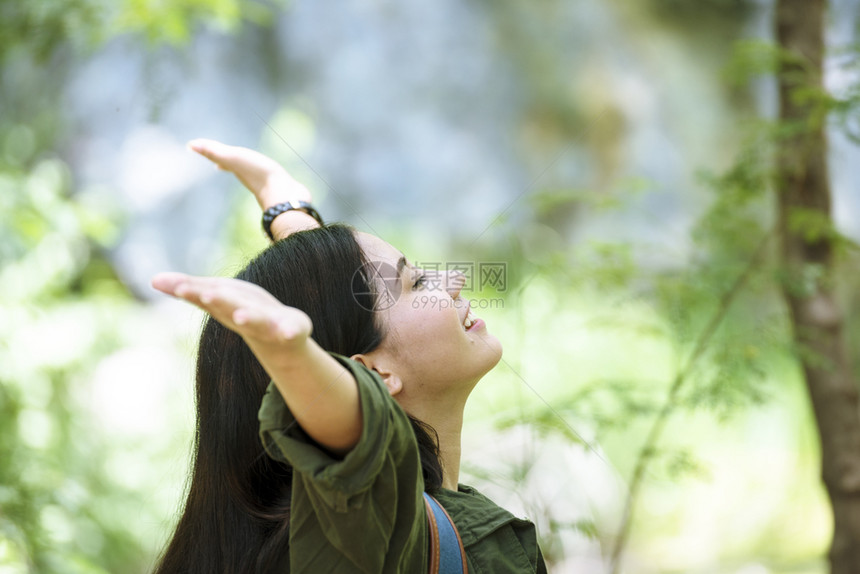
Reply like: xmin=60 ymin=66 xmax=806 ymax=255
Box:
xmin=775 ymin=1 xmax=860 ymax=571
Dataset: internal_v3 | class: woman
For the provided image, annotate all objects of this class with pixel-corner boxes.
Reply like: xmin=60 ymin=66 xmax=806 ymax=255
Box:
xmin=151 ymin=140 xmax=547 ymax=573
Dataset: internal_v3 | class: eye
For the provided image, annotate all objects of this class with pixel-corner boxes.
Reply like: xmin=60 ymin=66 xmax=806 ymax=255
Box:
xmin=412 ymin=273 xmax=427 ymax=291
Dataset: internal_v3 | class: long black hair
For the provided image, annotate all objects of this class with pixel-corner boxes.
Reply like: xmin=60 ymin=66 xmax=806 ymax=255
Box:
xmin=153 ymin=223 xmax=443 ymax=574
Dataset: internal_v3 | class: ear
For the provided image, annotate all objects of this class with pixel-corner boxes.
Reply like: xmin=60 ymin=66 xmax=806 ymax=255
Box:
xmin=350 ymin=353 xmax=403 ymax=397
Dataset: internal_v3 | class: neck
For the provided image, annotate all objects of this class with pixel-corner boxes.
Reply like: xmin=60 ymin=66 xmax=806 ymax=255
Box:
xmin=435 ymin=416 xmax=464 ymax=490
xmin=401 ymin=394 xmax=467 ymax=491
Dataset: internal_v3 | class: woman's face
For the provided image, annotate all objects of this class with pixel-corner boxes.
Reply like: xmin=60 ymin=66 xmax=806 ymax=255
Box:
xmin=354 ymin=231 xmax=502 ymax=399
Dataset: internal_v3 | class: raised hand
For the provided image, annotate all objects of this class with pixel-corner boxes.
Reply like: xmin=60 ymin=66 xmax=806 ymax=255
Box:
xmin=187 ymin=139 xmax=312 ymax=210
xmin=152 ymin=272 xmax=312 ymax=346
xmin=152 ymin=270 xmax=361 ymax=452
xmin=188 ymin=139 xmax=323 ymax=240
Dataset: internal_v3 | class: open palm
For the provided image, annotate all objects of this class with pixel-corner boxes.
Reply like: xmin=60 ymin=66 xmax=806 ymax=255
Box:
xmin=152 ymin=272 xmax=313 ymax=346
xmin=188 ymin=139 xmax=313 ymax=210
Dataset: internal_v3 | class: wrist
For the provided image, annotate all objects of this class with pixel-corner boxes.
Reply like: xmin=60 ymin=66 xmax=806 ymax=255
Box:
xmin=262 ymin=201 xmax=324 ymax=241
xmin=245 ymin=311 xmax=312 ymax=354
xmin=249 ymin=331 xmax=315 ymax=374
xmin=269 ymin=210 xmax=321 ymax=239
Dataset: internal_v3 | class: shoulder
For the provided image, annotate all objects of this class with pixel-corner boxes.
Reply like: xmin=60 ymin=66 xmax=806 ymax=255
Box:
xmin=433 ymin=485 xmax=547 ymax=573
xmin=259 ymin=352 xmax=396 ymax=435
xmin=258 ymin=351 xmax=417 ymax=474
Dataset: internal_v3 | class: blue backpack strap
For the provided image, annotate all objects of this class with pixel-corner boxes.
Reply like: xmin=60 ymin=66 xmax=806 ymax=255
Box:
xmin=423 ymin=492 xmax=468 ymax=574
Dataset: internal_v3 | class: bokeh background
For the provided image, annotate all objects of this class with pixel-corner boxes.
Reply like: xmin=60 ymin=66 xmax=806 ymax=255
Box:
xmin=2 ymin=0 xmax=859 ymax=572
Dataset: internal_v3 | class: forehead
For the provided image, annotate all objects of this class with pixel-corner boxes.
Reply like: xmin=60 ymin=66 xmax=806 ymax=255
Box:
xmin=354 ymin=233 xmax=409 ymax=315
xmin=354 ymin=231 xmax=402 ymax=264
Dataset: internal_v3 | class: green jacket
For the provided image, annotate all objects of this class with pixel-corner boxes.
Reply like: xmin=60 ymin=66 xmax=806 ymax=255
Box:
xmin=259 ymin=352 xmax=548 ymax=573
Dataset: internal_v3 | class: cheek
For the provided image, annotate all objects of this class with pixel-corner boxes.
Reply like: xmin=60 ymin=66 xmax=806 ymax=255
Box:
xmin=393 ymin=300 xmax=463 ymax=349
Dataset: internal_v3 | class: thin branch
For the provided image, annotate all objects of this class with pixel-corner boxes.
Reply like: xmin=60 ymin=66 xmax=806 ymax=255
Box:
xmin=608 ymin=226 xmax=776 ymax=573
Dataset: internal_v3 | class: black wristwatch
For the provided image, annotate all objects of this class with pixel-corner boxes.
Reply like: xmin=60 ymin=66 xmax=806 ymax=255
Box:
xmin=262 ymin=200 xmax=324 ymax=240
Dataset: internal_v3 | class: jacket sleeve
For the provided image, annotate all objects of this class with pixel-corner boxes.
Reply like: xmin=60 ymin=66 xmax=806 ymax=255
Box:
xmin=258 ymin=351 xmax=427 ymax=573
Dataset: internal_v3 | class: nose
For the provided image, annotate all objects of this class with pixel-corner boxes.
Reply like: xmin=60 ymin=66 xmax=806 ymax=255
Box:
xmin=446 ymin=270 xmax=466 ymax=299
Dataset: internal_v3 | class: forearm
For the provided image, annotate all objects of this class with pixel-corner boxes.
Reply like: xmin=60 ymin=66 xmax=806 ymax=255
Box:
xmin=248 ymin=335 xmax=361 ymax=455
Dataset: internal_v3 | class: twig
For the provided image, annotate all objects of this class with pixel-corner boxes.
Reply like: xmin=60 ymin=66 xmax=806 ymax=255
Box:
xmin=607 ymin=226 xmax=776 ymax=573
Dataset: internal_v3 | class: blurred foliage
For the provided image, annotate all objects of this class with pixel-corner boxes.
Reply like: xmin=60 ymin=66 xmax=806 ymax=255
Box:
xmin=481 ymin=25 xmax=859 ymax=570
xmin=0 ymin=152 xmax=139 ymax=572
xmin=0 ymin=1 xmax=281 ymax=572
xmin=448 ymin=9 xmax=855 ymax=570
xmin=636 ymin=0 xmax=754 ymax=37
xmin=1 ymin=0 xmax=858 ymax=571
xmin=830 ymin=44 xmax=860 ymax=145
xmin=0 ymin=0 xmax=278 ymax=58
xmin=512 ymin=23 xmax=859 ymax=452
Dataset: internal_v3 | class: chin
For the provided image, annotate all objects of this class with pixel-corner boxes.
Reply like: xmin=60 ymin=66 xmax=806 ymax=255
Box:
xmin=480 ymin=336 xmax=503 ymax=372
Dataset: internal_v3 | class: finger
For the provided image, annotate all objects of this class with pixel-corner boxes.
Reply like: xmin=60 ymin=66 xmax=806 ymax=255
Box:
xmin=152 ymin=273 xmax=230 ymax=308
xmin=187 ymin=139 xmax=235 ymax=166
xmin=153 ymin=273 xmax=308 ymax=342
xmin=187 ymin=138 xmax=222 ymax=153
xmin=181 ymin=279 xmax=268 ymax=319
xmin=151 ymin=272 xmax=192 ymax=296
xmin=200 ymin=292 xmax=282 ymax=339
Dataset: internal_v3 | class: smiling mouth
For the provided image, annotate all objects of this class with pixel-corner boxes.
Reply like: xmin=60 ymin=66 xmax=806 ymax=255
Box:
xmin=463 ymin=307 xmax=477 ymax=330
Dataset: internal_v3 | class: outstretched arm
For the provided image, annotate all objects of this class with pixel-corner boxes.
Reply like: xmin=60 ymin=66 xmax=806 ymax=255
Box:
xmin=152 ymin=272 xmax=361 ymax=454
xmin=188 ymin=139 xmax=322 ymax=240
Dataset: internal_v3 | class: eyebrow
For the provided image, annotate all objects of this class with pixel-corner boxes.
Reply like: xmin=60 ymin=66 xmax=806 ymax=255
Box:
xmin=396 ymin=256 xmax=408 ymax=278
